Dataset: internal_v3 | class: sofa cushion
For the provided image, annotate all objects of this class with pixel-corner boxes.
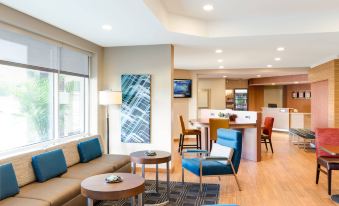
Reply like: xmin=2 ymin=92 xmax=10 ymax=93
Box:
xmin=46 ymin=140 xmax=80 ymax=167
xmin=0 ymin=163 xmax=19 ymax=200
xmin=32 ymin=149 xmax=67 ymax=182
xmin=89 ymin=154 xmax=130 ymax=171
xmin=77 ymin=138 xmax=102 ymax=163
xmin=61 ymin=161 xmax=113 ymax=180
xmin=0 ymin=150 xmax=44 ymax=187
xmin=16 ymin=178 xmax=81 ymax=206
xmin=0 ymin=197 xmax=49 ymax=206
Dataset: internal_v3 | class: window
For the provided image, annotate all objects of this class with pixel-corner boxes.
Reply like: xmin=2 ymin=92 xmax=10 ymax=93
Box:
xmin=59 ymin=74 xmax=86 ymax=137
xmin=0 ymin=28 xmax=90 ymax=153
xmin=0 ymin=65 xmax=54 ymax=151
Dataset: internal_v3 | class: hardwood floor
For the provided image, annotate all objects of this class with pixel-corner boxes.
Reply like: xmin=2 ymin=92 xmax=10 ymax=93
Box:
xmin=141 ymin=132 xmax=338 ymax=205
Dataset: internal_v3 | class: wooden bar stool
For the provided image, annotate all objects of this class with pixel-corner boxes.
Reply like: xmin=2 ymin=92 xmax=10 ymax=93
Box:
xmin=178 ymin=115 xmax=201 ymax=153
xmin=209 ymin=118 xmax=230 ymax=151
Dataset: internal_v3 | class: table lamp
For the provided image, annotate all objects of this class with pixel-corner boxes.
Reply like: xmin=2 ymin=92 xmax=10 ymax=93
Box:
xmin=99 ymin=90 xmax=122 ymax=154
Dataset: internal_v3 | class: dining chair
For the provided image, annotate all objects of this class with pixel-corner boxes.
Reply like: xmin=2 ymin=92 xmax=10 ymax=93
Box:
xmin=178 ymin=115 xmax=202 ymax=154
xmin=182 ymin=128 xmax=242 ymax=192
xmin=261 ymin=117 xmax=274 ymax=153
xmin=209 ymin=118 xmax=230 ymax=151
xmin=315 ymin=128 xmax=339 ymax=195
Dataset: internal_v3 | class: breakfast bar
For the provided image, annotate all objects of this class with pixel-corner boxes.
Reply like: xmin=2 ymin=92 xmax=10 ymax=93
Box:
xmin=191 ymin=109 xmax=262 ymax=162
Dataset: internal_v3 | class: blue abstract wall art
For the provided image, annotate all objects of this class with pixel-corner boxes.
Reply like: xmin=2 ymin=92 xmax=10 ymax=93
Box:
xmin=121 ymin=74 xmax=151 ymax=143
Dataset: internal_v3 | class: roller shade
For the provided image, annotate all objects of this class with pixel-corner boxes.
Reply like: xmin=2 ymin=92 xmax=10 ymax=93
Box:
xmin=60 ymin=47 xmax=89 ymax=77
xmin=0 ymin=28 xmax=59 ymax=71
xmin=0 ymin=28 xmax=90 ymax=77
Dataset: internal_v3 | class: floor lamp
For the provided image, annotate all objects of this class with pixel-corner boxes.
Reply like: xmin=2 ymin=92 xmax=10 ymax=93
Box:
xmin=99 ymin=90 xmax=122 ymax=154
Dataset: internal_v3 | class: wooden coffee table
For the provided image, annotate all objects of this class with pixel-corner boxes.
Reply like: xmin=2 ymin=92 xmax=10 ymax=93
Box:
xmin=130 ymin=150 xmax=171 ymax=205
xmin=81 ymin=173 xmax=145 ymax=206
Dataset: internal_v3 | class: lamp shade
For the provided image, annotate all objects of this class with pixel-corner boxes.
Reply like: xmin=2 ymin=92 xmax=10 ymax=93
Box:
xmin=99 ymin=90 xmax=122 ymax=105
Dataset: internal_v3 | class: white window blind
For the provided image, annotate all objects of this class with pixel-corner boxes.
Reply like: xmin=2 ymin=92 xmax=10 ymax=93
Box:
xmin=60 ymin=47 xmax=89 ymax=77
xmin=0 ymin=28 xmax=90 ymax=77
xmin=0 ymin=29 xmax=59 ymax=71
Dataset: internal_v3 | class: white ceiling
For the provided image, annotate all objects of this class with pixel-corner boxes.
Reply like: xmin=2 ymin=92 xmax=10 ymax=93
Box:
xmin=1 ymin=0 xmax=339 ymax=77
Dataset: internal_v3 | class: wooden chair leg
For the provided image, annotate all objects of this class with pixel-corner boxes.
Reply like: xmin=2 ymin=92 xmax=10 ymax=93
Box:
xmin=328 ymin=169 xmax=332 ymax=195
xmin=269 ymin=139 xmax=274 ymax=153
xmin=264 ymin=139 xmax=268 ymax=151
xmin=210 ymin=140 xmax=213 ymax=151
xmin=230 ymin=162 xmax=241 ymax=191
xmin=316 ymin=163 xmax=320 ymax=184
xmin=180 ymin=134 xmax=185 ymax=154
xmin=178 ymin=134 xmax=182 ymax=152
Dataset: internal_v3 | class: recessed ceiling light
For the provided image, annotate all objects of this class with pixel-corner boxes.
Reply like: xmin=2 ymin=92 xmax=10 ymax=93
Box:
xmin=217 ymin=59 xmax=223 ymax=63
xmin=215 ymin=49 xmax=223 ymax=53
xmin=272 ymin=83 xmax=276 ymax=85
xmin=256 ymin=74 xmax=261 ymax=77
xmin=219 ymin=65 xmax=224 ymax=69
xmin=277 ymin=47 xmax=285 ymax=51
xmin=101 ymin=24 xmax=112 ymax=31
xmin=294 ymin=81 xmax=299 ymax=84
xmin=274 ymin=57 xmax=281 ymax=61
xmin=267 ymin=64 xmax=273 ymax=68
xmin=203 ymin=4 xmax=214 ymax=11
xmin=223 ymin=75 xmax=227 ymax=78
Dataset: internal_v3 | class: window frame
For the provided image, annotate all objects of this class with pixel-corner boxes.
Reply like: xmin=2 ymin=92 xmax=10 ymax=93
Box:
xmin=0 ymin=54 xmax=90 ymax=155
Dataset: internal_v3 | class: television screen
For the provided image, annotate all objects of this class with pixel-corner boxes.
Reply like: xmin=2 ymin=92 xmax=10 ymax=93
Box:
xmin=174 ymin=79 xmax=192 ymax=98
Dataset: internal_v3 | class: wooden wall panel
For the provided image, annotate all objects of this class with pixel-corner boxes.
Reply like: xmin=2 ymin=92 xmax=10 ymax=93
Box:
xmin=311 ymin=80 xmax=328 ymax=130
xmin=308 ymin=59 xmax=339 ymax=128
xmin=285 ymin=84 xmax=311 ymax=113
xmin=248 ymin=86 xmax=264 ymax=111
xmin=225 ymin=79 xmax=248 ymax=89
xmin=249 ymin=74 xmax=308 ymax=86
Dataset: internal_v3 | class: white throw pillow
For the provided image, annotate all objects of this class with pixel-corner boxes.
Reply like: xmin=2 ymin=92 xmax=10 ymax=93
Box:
xmin=210 ymin=143 xmax=234 ymax=165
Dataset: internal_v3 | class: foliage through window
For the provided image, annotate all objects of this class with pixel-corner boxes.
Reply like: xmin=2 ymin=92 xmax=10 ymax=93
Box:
xmin=0 ymin=28 xmax=90 ymax=153
xmin=0 ymin=65 xmax=53 ymax=151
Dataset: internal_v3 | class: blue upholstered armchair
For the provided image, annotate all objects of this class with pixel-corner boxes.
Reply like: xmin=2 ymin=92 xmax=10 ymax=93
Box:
xmin=181 ymin=129 xmax=242 ymax=191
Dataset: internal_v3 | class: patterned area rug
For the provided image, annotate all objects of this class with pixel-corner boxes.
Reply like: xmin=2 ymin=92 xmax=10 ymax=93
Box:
xmin=97 ymin=180 xmax=220 ymax=206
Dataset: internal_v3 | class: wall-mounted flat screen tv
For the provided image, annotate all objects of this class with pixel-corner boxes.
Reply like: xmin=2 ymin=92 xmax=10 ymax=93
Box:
xmin=174 ymin=79 xmax=192 ymax=98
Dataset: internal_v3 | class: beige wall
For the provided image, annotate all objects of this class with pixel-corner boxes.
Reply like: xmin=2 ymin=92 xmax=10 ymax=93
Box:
xmin=198 ymin=78 xmax=225 ymax=109
xmin=0 ymin=4 xmax=104 ymax=143
xmin=103 ymin=45 xmax=173 ymax=156
xmin=264 ymin=86 xmax=284 ymax=108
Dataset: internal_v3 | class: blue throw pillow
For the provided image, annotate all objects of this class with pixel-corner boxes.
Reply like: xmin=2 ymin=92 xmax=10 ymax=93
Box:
xmin=77 ymin=138 xmax=102 ymax=163
xmin=32 ymin=149 xmax=67 ymax=182
xmin=0 ymin=163 xmax=19 ymax=200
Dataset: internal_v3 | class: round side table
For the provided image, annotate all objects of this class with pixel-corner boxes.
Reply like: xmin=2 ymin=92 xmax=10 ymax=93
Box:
xmin=130 ymin=150 xmax=171 ymax=205
xmin=81 ymin=173 xmax=145 ymax=206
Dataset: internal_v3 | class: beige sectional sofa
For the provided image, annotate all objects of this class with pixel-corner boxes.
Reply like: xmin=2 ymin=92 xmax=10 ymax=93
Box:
xmin=0 ymin=135 xmax=131 ymax=206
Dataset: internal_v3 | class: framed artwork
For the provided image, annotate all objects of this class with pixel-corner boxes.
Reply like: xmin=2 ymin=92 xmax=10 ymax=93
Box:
xmin=298 ymin=91 xmax=304 ymax=98
xmin=121 ymin=74 xmax=151 ymax=143
xmin=305 ymin=90 xmax=311 ymax=99
xmin=292 ymin=91 xmax=298 ymax=99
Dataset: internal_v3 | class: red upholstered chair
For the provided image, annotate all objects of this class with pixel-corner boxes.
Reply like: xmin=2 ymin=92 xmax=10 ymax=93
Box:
xmin=261 ymin=117 xmax=274 ymax=153
xmin=315 ymin=128 xmax=339 ymax=195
